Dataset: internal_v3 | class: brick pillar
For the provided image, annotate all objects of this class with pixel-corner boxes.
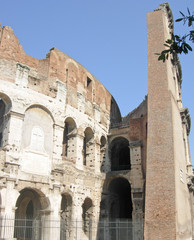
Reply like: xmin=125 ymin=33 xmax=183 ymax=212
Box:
xmin=145 ymin=4 xmax=192 ymax=240
xmin=145 ymin=5 xmax=177 ymax=240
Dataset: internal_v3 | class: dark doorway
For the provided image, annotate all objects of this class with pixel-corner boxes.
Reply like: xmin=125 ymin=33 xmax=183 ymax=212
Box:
xmin=110 ymin=137 xmax=131 ymax=171
xmin=109 ymin=178 xmax=132 ymax=219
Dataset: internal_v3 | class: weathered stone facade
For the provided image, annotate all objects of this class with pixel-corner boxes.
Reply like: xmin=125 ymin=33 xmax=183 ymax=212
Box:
xmin=0 ymin=3 xmax=193 ymax=240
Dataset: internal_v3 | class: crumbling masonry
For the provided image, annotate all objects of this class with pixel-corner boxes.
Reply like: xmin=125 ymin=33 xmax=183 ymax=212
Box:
xmin=0 ymin=3 xmax=193 ymax=240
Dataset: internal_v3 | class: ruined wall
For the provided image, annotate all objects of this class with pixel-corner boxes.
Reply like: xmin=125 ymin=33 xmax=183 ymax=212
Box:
xmin=0 ymin=25 xmax=123 ymax=240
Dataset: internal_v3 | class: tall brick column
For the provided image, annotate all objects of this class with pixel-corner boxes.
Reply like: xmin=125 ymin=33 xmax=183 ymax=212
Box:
xmin=144 ymin=4 xmax=192 ymax=240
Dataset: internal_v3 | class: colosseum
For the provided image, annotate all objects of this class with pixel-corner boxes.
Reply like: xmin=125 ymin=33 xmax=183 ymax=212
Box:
xmin=0 ymin=3 xmax=193 ymax=240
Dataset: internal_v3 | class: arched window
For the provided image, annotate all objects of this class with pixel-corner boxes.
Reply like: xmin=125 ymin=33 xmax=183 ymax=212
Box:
xmin=0 ymin=94 xmax=12 ymax=147
xmin=0 ymin=99 xmax=6 ymax=146
xmin=82 ymin=198 xmax=93 ymax=237
xmin=21 ymin=106 xmax=53 ymax=175
xmin=22 ymin=106 xmax=53 ymax=155
xmin=14 ymin=188 xmax=50 ymax=239
xmin=110 ymin=137 xmax=131 ymax=171
xmin=62 ymin=117 xmax=77 ymax=160
xmin=108 ymin=178 xmax=133 ymax=219
xmin=83 ymin=128 xmax=94 ymax=167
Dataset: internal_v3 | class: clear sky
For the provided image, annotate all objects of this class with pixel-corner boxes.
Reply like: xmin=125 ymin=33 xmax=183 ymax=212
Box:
xmin=0 ymin=0 xmax=194 ymax=166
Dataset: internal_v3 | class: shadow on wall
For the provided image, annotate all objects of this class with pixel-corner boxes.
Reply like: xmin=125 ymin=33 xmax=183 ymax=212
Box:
xmin=109 ymin=97 xmax=122 ymax=129
xmin=100 ymin=96 xmax=122 ymax=173
xmin=0 ymin=93 xmax=12 ymax=147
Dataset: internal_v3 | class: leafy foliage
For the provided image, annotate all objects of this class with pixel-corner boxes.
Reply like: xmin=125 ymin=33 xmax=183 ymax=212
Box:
xmin=157 ymin=8 xmax=194 ymax=62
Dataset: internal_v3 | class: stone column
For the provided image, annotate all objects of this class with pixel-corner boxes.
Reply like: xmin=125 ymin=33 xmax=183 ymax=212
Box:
xmin=52 ymin=123 xmax=64 ymax=164
xmin=46 ymin=184 xmax=61 ymax=240
xmin=76 ymin=131 xmax=84 ymax=170
xmin=5 ymin=111 xmax=24 ymax=163
xmin=95 ymin=139 xmax=101 ymax=173
xmin=71 ymin=196 xmax=83 ymax=240
xmin=129 ymin=141 xmax=144 ymax=240
xmin=0 ymin=178 xmax=19 ymax=239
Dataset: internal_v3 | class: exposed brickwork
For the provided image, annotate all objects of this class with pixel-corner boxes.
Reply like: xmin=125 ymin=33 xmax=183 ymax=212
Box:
xmin=145 ymin=4 xmax=193 ymax=240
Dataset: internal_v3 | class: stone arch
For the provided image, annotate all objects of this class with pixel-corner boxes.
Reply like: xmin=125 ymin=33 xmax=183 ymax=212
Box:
xmin=82 ymin=197 xmax=93 ymax=237
xmin=109 ymin=137 xmax=131 ymax=171
xmin=0 ymin=93 xmax=12 ymax=115
xmin=65 ymin=58 xmax=79 ymax=70
xmin=21 ymin=105 xmax=53 ymax=175
xmin=0 ymin=93 xmax=12 ymax=147
xmin=22 ymin=105 xmax=53 ymax=155
xmin=98 ymin=177 xmax=133 ymax=240
xmin=83 ymin=127 xmax=94 ymax=167
xmin=62 ymin=117 xmax=77 ymax=160
xmin=108 ymin=177 xmax=133 ymax=219
xmin=25 ymin=104 xmax=55 ymax=123
xmin=14 ymin=188 xmax=50 ymax=239
xmin=100 ymin=177 xmax=133 ymax=219
xmin=15 ymin=188 xmax=50 ymax=217
xmin=60 ymin=193 xmax=73 ymax=240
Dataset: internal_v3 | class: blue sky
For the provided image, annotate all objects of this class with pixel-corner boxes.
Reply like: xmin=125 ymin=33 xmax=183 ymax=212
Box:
xmin=1 ymin=0 xmax=194 ymax=166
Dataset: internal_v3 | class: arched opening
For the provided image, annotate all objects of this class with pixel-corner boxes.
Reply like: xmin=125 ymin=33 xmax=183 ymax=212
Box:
xmin=60 ymin=194 xmax=72 ymax=240
xmin=110 ymin=137 xmax=131 ymax=171
xmin=98 ymin=178 xmax=133 ymax=240
xmin=82 ymin=198 xmax=93 ymax=237
xmin=0 ymin=99 xmax=6 ymax=146
xmin=83 ymin=128 xmax=94 ymax=167
xmin=14 ymin=188 xmax=50 ymax=240
xmin=0 ymin=94 xmax=12 ymax=147
xmin=108 ymin=178 xmax=132 ymax=219
xmin=62 ymin=117 xmax=77 ymax=160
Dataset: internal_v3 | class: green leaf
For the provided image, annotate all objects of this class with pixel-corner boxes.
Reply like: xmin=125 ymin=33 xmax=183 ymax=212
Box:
xmin=183 ymin=45 xmax=188 ymax=54
xmin=187 ymin=8 xmax=190 ymax=15
xmin=188 ymin=19 xmax=192 ymax=27
xmin=179 ymin=11 xmax=185 ymax=17
xmin=176 ymin=18 xmax=183 ymax=22
xmin=185 ymin=43 xmax=192 ymax=51
xmin=166 ymin=39 xmax=172 ymax=44
xmin=162 ymin=49 xmax=170 ymax=54
xmin=175 ymin=35 xmax=181 ymax=41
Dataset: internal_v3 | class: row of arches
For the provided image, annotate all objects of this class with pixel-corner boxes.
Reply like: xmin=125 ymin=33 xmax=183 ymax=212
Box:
xmin=14 ymin=188 xmax=94 ymax=239
xmin=62 ymin=117 xmax=107 ymax=168
xmin=0 ymin=93 xmax=131 ymax=172
xmin=61 ymin=118 xmax=131 ymax=171
xmin=0 ymin=93 xmax=108 ymax=169
xmin=13 ymin=178 xmax=133 ymax=239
